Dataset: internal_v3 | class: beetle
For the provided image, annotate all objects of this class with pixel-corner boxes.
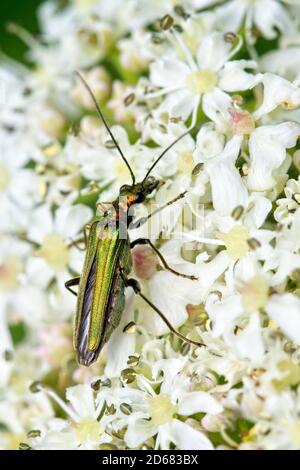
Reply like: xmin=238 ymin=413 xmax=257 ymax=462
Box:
xmin=65 ymin=72 xmax=204 ymax=366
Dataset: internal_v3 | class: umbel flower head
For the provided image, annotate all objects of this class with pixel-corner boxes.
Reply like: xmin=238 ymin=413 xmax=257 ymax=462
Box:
xmin=1 ymin=0 xmax=300 ymax=451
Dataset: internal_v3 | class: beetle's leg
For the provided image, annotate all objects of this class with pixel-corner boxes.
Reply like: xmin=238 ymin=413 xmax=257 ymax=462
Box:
xmin=120 ymin=272 xmax=204 ymax=348
xmin=83 ymin=223 xmax=91 ymax=247
xmin=65 ymin=277 xmax=80 ymax=296
xmin=131 ymin=238 xmax=198 ymax=280
xmin=67 ymin=223 xmax=93 ymax=251
xmin=130 ymin=191 xmax=187 ymax=229
xmin=68 ymin=237 xmax=85 ymax=251
xmin=96 ymin=202 xmax=113 ymax=215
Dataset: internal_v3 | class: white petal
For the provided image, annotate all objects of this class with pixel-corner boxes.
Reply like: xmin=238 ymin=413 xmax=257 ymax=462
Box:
xmin=27 ymin=205 xmax=54 ymax=243
xmin=207 ymin=295 xmax=243 ymax=337
xmin=244 ymin=195 xmax=272 ymax=229
xmin=196 ymin=32 xmax=232 ymax=71
xmin=247 ymin=122 xmax=300 ymax=191
xmin=254 ymin=0 xmax=294 ymax=39
xmin=160 ymin=419 xmax=214 ymax=450
xmin=150 ymin=59 xmax=190 ymax=88
xmin=66 ymin=384 xmax=96 ymax=419
xmin=14 ymin=286 xmax=49 ymax=327
xmin=11 ymin=169 xmax=39 ymax=209
xmin=266 ymin=294 xmax=300 ymax=343
xmin=215 ymin=0 xmax=246 ymax=32
xmin=205 ymin=135 xmax=247 ymax=216
xmin=254 ymin=73 xmax=300 ymax=119
xmin=231 ymin=313 xmax=264 ymax=362
xmin=152 ymin=358 xmax=186 ymax=394
xmin=260 ymin=48 xmax=300 ymax=81
xmin=105 ymin=294 xmax=136 ymax=377
xmin=202 ymin=88 xmax=232 ymax=129
xmin=219 ymin=60 xmax=262 ymax=92
xmin=156 ymin=89 xmax=196 ymax=121
xmin=195 ymin=123 xmax=225 ymax=161
xmin=124 ymin=418 xmax=157 ymax=448
xmin=145 ymin=271 xmax=203 ymax=335
xmin=55 ymin=204 xmax=92 ymax=238
xmin=26 ymin=257 xmax=54 ymax=289
xmin=197 ymin=251 xmax=230 ymax=289
xmin=271 ymin=251 xmax=300 ymax=286
xmin=177 ymin=392 xmax=223 ymax=415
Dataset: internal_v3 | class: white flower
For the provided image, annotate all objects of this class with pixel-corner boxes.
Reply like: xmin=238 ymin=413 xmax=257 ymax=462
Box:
xmin=147 ymin=32 xmax=260 ymax=127
xmin=29 ymin=384 xmax=112 ymax=450
xmin=123 ymin=358 xmax=221 ymax=449
xmin=26 ymin=203 xmax=92 ymax=289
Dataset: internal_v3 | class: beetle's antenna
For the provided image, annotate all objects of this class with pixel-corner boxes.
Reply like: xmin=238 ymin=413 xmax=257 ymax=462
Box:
xmin=75 ymin=71 xmax=136 ymax=185
xmin=143 ymin=128 xmax=192 ymax=182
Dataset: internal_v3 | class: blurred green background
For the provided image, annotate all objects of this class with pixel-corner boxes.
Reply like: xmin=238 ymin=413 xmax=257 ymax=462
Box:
xmin=0 ymin=0 xmax=44 ymax=62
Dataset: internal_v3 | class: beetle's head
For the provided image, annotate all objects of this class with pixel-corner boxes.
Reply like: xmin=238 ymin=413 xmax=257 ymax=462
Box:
xmin=119 ymin=176 xmax=164 ymax=207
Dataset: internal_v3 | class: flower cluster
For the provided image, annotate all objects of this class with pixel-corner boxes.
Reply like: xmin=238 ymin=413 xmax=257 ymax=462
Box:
xmin=1 ymin=0 xmax=300 ymax=450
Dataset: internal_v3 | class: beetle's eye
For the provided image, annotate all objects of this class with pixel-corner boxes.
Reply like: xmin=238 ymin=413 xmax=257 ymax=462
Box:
xmin=135 ymin=192 xmax=145 ymax=203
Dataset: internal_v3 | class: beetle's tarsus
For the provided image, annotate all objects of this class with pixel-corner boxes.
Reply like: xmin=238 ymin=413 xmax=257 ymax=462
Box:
xmin=65 ymin=277 xmax=80 ymax=296
xmin=125 ymin=278 xmax=141 ymax=294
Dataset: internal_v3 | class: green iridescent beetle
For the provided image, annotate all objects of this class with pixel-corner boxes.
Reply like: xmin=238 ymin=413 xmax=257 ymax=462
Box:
xmin=65 ymin=72 xmax=204 ymax=366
